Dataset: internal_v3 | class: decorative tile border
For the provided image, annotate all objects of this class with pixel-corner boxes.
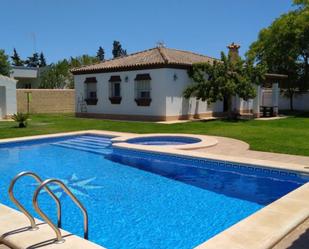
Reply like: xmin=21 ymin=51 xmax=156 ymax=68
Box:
xmin=111 ymin=147 xmax=308 ymax=182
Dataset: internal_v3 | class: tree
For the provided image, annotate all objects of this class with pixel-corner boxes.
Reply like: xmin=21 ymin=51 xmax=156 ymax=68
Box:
xmin=39 ymin=55 xmax=99 ymax=89
xmin=40 ymin=60 xmax=71 ymax=89
xmin=112 ymin=41 xmax=127 ymax=58
xmin=96 ymin=46 xmax=105 ymax=61
xmin=0 ymin=49 xmax=11 ymax=76
xmin=294 ymin=0 xmax=309 ymax=8
xmin=11 ymin=48 xmax=24 ymax=66
xmin=247 ymin=0 xmax=309 ymax=110
xmin=25 ymin=53 xmax=40 ymax=67
xmin=184 ymin=52 xmax=266 ymax=118
xmin=39 ymin=52 xmax=47 ymax=67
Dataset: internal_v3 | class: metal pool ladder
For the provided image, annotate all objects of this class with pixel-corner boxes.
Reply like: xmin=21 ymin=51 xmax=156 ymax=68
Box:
xmin=33 ymin=178 xmax=88 ymax=242
xmin=9 ymin=171 xmax=62 ymax=230
xmin=8 ymin=172 xmax=88 ymax=243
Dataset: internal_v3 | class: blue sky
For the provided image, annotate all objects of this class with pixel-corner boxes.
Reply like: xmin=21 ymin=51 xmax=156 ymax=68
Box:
xmin=1 ymin=0 xmax=293 ymax=63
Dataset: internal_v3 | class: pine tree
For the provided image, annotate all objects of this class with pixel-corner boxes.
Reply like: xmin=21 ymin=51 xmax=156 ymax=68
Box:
xmin=96 ymin=46 xmax=105 ymax=61
xmin=0 ymin=49 xmax=11 ymax=76
xmin=25 ymin=53 xmax=40 ymax=67
xmin=112 ymin=41 xmax=127 ymax=58
xmin=11 ymin=48 xmax=24 ymax=66
xmin=39 ymin=52 xmax=47 ymax=67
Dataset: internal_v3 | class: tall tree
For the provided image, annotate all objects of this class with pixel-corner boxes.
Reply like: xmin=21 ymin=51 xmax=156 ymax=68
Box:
xmin=184 ymin=52 xmax=266 ymax=118
xmin=112 ymin=41 xmax=127 ymax=58
xmin=96 ymin=46 xmax=105 ymax=61
xmin=25 ymin=53 xmax=40 ymax=67
xmin=39 ymin=52 xmax=47 ymax=67
xmin=294 ymin=0 xmax=309 ymax=8
xmin=11 ymin=48 xmax=24 ymax=66
xmin=247 ymin=0 xmax=309 ymax=110
xmin=40 ymin=60 xmax=70 ymax=89
xmin=0 ymin=49 xmax=11 ymax=76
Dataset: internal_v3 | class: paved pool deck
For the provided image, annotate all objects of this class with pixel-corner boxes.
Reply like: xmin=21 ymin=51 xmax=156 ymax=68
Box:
xmin=272 ymin=218 xmax=309 ymax=249
xmin=189 ymin=136 xmax=309 ymax=249
xmin=193 ymin=136 xmax=309 ymax=166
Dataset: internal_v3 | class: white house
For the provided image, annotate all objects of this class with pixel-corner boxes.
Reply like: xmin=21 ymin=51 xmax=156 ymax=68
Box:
xmin=0 ymin=75 xmax=17 ymax=119
xmin=71 ymin=45 xmax=283 ymax=121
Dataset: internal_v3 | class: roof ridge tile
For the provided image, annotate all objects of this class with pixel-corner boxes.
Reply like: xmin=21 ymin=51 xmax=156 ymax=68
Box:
xmin=157 ymin=47 xmax=169 ymax=64
xmin=71 ymin=47 xmax=217 ymax=74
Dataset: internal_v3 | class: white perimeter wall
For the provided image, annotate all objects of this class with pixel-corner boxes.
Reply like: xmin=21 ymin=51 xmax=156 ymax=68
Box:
xmin=279 ymin=92 xmax=309 ymax=110
xmin=74 ymin=68 xmax=223 ymax=117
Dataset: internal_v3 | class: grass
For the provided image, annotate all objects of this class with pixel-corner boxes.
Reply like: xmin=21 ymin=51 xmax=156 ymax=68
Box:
xmin=1 ymin=113 xmax=309 ymax=156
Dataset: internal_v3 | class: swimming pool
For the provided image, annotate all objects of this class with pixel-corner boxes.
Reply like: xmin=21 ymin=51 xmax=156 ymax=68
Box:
xmin=126 ymin=136 xmax=201 ymax=145
xmin=0 ymin=134 xmax=307 ymax=249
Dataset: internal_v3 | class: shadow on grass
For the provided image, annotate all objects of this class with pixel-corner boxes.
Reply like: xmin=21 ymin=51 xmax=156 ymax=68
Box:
xmin=216 ymin=118 xmax=250 ymax=123
xmin=280 ymin=110 xmax=309 ymax=118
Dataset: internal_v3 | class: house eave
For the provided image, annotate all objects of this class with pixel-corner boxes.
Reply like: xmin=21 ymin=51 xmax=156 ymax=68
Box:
xmin=71 ymin=63 xmax=192 ymax=75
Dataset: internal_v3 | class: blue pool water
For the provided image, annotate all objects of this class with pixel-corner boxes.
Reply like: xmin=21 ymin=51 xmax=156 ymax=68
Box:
xmin=0 ymin=135 xmax=307 ymax=249
xmin=126 ymin=136 xmax=201 ymax=145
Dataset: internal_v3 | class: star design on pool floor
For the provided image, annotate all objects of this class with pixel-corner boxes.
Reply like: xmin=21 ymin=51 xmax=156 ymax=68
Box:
xmin=35 ymin=174 xmax=104 ymax=199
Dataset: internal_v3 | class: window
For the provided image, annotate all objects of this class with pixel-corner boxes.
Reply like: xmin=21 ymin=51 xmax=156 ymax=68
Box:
xmin=109 ymin=76 xmax=122 ymax=104
xmin=84 ymin=77 xmax=98 ymax=105
xmin=89 ymin=91 xmax=97 ymax=99
xmin=135 ymin=80 xmax=151 ymax=99
xmin=86 ymin=83 xmax=97 ymax=99
xmin=135 ymin=78 xmax=151 ymax=106
xmin=110 ymin=82 xmax=121 ymax=97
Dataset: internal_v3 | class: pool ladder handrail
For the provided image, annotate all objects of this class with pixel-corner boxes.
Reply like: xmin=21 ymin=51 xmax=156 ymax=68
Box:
xmin=33 ymin=178 xmax=89 ymax=242
xmin=8 ymin=171 xmax=62 ymax=230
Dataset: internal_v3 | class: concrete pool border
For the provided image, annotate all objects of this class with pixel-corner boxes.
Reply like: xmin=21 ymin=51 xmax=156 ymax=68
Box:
xmin=0 ymin=130 xmax=308 ymax=249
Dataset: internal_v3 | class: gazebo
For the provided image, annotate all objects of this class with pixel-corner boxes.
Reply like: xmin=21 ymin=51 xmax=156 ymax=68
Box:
xmin=0 ymin=75 xmax=17 ymax=119
xmin=252 ymin=73 xmax=288 ymax=118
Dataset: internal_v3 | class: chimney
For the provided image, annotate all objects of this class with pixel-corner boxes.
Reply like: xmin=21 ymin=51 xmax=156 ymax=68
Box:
xmin=227 ymin=42 xmax=240 ymax=62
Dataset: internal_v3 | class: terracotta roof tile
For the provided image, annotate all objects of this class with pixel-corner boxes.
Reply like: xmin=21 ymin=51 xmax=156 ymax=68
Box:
xmin=71 ymin=47 xmax=216 ymax=74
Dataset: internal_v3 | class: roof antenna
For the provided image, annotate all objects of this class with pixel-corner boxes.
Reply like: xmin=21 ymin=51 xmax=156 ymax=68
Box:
xmin=156 ymin=41 xmax=166 ymax=48
xmin=30 ymin=32 xmax=37 ymax=53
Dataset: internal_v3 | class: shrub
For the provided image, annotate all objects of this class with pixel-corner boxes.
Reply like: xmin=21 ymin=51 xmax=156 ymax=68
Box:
xmin=12 ymin=113 xmax=29 ymax=128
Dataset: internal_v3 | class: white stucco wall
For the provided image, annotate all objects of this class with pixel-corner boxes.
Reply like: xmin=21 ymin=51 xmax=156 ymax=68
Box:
xmin=279 ymin=92 xmax=309 ymax=110
xmin=75 ymin=69 xmax=166 ymax=116
xmin=0 ymin=75 xmax=17 ymax=118
xmin=163 ymin=68 xmax=222 ymax=116
xmin=74 ymin=68 xmax=223 ymax=118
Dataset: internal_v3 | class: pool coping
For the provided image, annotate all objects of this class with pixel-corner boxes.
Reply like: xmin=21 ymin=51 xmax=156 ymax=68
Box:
xmin=0 ymin=204 xmax=105 ymax=249
xmin=0 ymin=130 xmax=309 ymax=249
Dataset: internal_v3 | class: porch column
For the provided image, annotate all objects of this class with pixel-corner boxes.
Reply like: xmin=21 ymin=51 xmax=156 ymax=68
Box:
xmin=272 ymin=83 xmax=279 ymax=116
xmin=252 ymin=85 xmax=261 ymax=118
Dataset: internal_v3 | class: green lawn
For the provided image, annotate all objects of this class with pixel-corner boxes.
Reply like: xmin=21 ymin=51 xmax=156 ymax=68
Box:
xmin=1 ymin=113 xmax=309 ymax=156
